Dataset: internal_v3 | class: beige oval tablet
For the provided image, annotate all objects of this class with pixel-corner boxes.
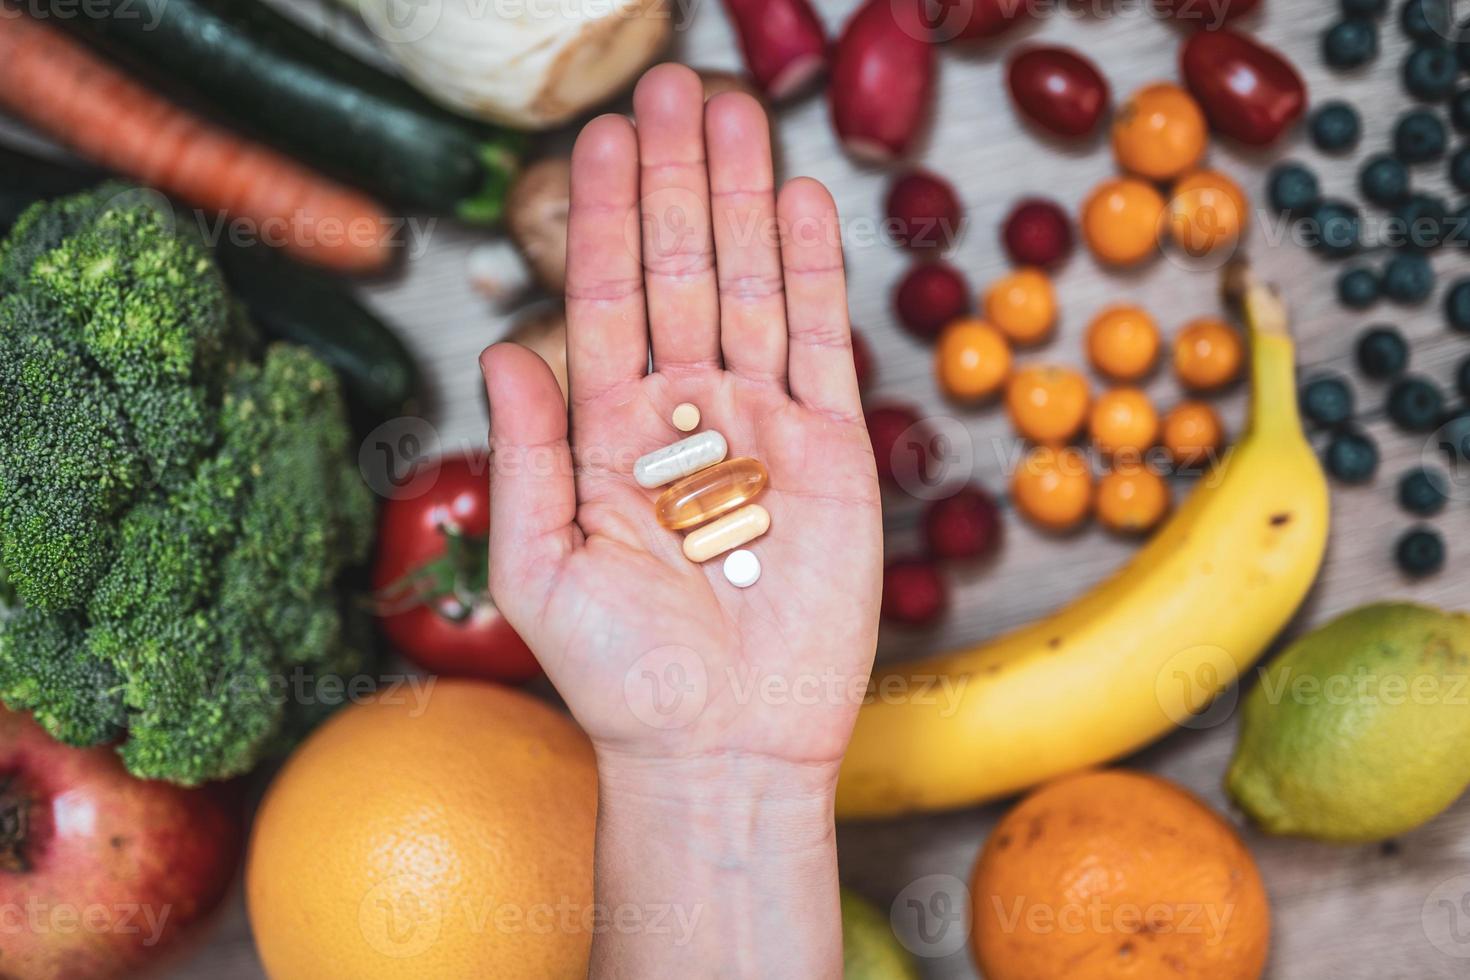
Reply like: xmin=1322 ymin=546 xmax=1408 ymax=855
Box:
xmin=672 ymin=402 xmax=701 ymax=432
xmin=682 ymin=504 xmax=770 ymax=563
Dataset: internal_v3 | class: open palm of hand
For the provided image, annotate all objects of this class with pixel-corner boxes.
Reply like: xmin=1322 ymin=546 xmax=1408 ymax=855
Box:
xmin=480 ymin=65 xmax=882 ymax=778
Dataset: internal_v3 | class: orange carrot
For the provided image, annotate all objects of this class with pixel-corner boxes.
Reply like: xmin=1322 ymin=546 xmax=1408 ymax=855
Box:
xmin=0 ymin=7 xmax=395 ymax=273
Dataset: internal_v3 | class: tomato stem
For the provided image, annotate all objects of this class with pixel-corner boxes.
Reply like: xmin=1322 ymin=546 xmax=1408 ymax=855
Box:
xmin=373 ymin=524 xmax=491 ymax=622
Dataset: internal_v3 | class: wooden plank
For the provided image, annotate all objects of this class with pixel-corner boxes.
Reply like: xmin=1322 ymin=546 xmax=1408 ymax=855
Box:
xmin=0 ymin=0 xmax=1455 ymax=975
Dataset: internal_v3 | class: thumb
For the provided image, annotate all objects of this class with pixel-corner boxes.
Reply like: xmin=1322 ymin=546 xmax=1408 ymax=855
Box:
xmin=480 ymin=342 xmax=581 ymax=624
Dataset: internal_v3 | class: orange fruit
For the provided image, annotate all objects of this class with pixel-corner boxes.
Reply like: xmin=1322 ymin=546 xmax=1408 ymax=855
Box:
xmin=1006 ymin=365 xmax=1091 ymax=445
xmin=1011 ymin=446 xmax=1093 ymax=531
xmin=1168 ymin=170 xmax=1248 ymax=256
xmin=1096 ymin=466 xmax=1171 ymax=533
xmin=1088 ymin=388 xmax=1160 ymax=456
xmin=1161 ymin=401 xmax=1225 ymax=466
xmin=1085 ymin=305 xmax=1160 ymax=381
xmin=247 ymin=681 xmax=597 ymax=980
xmin=984 ymin=268 xmax=1056 ymax=345
xmin=936 ymin=318 xmax=1012 ymax=401
xmin=1081 ymin=179 xmax=1166 ymax=266
xmin=1174 ymin=317 xmax=1244 ymax=391
xmin=971 ymin=769 xmax=1270 ymax=980
xmin=1112 ymin=83 xmax=1208 ymax=181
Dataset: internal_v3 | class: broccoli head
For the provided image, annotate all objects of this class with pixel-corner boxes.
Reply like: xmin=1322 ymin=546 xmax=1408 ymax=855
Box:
xmin=0 ymin=187 xmax=374 ymax=785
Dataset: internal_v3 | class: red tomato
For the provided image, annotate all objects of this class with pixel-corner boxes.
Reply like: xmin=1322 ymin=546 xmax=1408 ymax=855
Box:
xmin=1180 ymin=28 xmax=1306 ymax=146
xmin=1007 ymin=46 xmax=1110 ymax=138
xmin=1153 ymin=0 xmax=1261 ymax=28
xmin=373 ymin=453 xmax=541 ymax=683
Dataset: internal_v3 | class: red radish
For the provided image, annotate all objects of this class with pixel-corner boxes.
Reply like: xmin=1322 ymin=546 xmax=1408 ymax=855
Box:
xmin=1181 ymin=29 xmax=1306 ymax=146
xmin=948 ymin=0 xmax=1026 ymax=41
xmin=829 ymin=0 xmax=935 ymax=161
xmin=886 ymin=170 xmax=963 ymax=251
xmin=865 ymin=403 xmax=933 ymax=488
xmin=1007 ymin=47 xmax=1110 ymax=138
xmin=1002 ymin=198 xmax=1073 ymax=268
xmin=720 ymin=0 xmax=828 ymax=99
xmin=894 ymin=261 xmax=970 ymax=340
xmin=882 ymin=558 xmax=948 ymax=625
xmin=0 ymin=11 xmax=393 ymax=273
xmin=924 ymin=486 xmax=1002 ymax=560
xmin=852 ymin=328 xmax=876 ymax=391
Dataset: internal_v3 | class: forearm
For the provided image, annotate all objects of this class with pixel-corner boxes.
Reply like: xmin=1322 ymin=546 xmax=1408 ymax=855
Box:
xmin=589 ymin=752 xmax=843 ymax=979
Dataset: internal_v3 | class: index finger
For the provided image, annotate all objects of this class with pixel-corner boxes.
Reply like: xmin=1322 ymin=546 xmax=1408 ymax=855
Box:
xmin=565 ymin=113 xmax=650 ymax=406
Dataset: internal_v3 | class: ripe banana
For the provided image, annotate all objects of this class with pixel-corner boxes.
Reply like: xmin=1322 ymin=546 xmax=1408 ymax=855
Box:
xmin=837 ymin=275 xmax=1329 ymax=820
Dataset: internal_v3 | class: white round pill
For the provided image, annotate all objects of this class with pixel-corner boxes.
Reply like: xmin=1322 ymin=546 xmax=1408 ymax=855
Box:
xmin=723 ymin=549 xmax=761 ymax=588
xmin=672 ymin=402 xmax=701 ymax=432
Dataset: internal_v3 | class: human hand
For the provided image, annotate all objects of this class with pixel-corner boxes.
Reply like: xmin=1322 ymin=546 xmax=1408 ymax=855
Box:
xmin=479 ymin=63 xmax=881 ymax=976
xmin=480 ymin=65 xmax=882 ymax=784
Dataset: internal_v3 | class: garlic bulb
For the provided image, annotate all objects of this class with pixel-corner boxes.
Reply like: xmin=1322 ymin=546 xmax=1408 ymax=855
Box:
xmin=349 ymin=0 xmax=672 ymax=129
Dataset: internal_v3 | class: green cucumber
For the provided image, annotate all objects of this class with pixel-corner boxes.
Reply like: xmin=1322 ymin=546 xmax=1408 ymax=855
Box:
xmin=46 ymin=0 xmax=522 ymax=223
xmin=0 ymin=144 xmax=420 ymax=423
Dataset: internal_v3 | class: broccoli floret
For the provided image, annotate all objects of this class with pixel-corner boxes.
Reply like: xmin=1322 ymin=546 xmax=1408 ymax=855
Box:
xmin=0 ymin=607 xmax=124 ymax=747
xmin=0 ymin=187 xmax=373 ymax=785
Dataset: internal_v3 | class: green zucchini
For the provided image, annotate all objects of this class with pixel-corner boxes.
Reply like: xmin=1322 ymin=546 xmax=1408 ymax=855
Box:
xmin=216 ymin=244 xmax=422 ymax=426
xmin=0 ymin=144 xmax=420 ymax=424
xmin=46 ymin=0 xmax=523 ymax=224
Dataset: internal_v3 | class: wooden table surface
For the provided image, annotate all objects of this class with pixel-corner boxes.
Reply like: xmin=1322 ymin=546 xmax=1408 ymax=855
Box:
xmin=67 ymin=0 xmax=1466 ymax=976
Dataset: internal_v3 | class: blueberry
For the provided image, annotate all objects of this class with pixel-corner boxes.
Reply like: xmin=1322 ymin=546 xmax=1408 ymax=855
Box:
xmin=1401 ymin=0 xmax=1451 ymax=41
xmin=1403 ymin=45 xmax=1459 ymax=100
xmin=1343 ymin=0 xmax=1387 ymax=15
xmin=1460 ymin=355 xmax=1470 ymax=397
xmin=1387 ymin=375 xmax=1446 ymax=431
xmin=1395 ymin=109 xmax=1449 ymax=163
xmin=1398 ymin=467 xmax=1449 ymax=514
xmin=1445 ymin=277 xmax=1470 ymax=329
xmin=1307 ymin=199 xmax=1361 ymax=257
xmin=1382 ymin=253 xmax=1436 ymax=304
xmin=1359 ymin=154 xmax=1411 ymax=206
xmin=1267 ymin=162 xmax=1321 ymax=214
xmin=1300 ymin=374 xmax=1357 ymax=426
xmin=1450 ymin=146 xmax=1470 ymax=192
xmin=1324 ymin=18 xmax=1379 ymax=69
xmin=1357 ymin=326 xmax=1410 ymax=377
xmin=1310 ymin=101 xmax=1362 ymax=152
xmin=1393 ymin=192 xmax=1450 ymax=247
xmin=1325 ymin=428 xmax=1380 ymax=482
xmin=1337 ymin=267 xmax=1380 ymax=308
xmin=1395 ymin=527 xmax=1445 ymax=577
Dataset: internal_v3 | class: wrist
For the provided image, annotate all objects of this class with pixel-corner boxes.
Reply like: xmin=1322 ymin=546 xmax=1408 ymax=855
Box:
xmin=594 ymin=749 xmax=838 ymax=853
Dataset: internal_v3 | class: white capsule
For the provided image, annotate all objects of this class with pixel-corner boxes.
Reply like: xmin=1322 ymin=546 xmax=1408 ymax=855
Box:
xmin=723 ymin=549 xmax=762 ymax=588
xmin=634 ymin=430 xmax=728 ymax=489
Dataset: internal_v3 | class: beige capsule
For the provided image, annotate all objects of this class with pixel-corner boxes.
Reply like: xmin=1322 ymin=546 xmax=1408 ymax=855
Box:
xmin=682 ymin=504 xmax=771 ymax=563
